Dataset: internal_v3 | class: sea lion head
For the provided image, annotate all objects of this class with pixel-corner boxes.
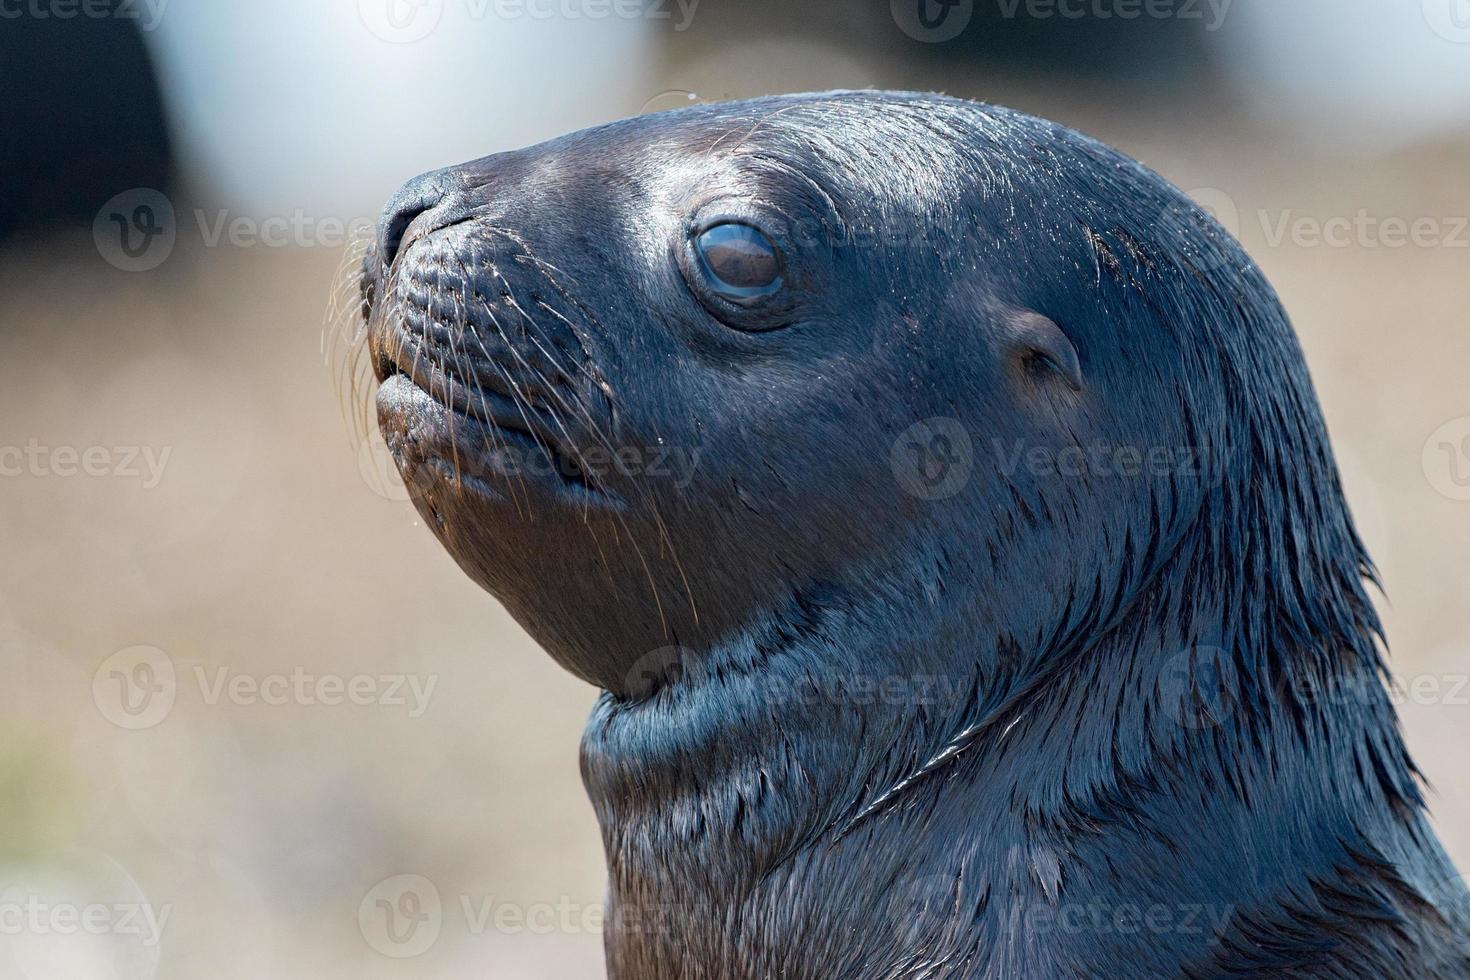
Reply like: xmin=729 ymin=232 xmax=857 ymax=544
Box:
xmin=362 ymin=92 xmax=1454 ymax=979
xmin=362 ymin=91 xmax=1368 ymax=711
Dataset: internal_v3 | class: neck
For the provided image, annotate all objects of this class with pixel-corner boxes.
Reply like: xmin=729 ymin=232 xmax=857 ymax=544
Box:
xmin=580 ymin=564 xmax=1459 ymax=978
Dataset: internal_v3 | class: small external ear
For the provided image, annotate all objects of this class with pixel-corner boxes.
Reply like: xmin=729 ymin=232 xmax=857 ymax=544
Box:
xmin=1006 ymin=310 xmax=1083 ymax=392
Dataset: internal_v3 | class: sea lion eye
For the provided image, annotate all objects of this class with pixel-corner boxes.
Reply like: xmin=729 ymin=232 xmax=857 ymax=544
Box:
xmin=693 ymin=223 xmax=783 ymax=300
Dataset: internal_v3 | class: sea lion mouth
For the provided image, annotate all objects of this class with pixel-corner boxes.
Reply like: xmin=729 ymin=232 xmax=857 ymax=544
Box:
xmin=372 ymin=324 xmax=607 ymax=503
xmin=364 ymin=226 xmax=620 ymax=504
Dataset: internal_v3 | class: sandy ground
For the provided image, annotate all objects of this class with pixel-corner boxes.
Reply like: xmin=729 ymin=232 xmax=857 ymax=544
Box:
xmin=0 ymin=107 xmax=1466 ymax=978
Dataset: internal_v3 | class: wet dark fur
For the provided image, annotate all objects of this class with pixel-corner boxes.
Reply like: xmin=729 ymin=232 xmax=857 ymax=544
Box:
xmin=360 ymin=92 xmax=1470 ymax=978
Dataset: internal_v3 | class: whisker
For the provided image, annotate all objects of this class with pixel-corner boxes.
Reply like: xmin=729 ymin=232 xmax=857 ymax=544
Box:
xmin=492 ymin=269 xmax=702 ymax=635
xmin=322 ymin=233 xmax=378 ymax=447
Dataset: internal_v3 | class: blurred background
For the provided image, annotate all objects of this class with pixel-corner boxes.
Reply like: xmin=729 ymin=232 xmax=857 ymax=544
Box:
xmin=1 ymin=0 xmax=1467 ymax=976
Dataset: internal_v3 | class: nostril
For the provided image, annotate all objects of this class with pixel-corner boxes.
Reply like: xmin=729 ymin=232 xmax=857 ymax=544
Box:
xmin=379 ymin=204 xmax=423 ymax=270
xmin=377 ymin=169 xmax=459 ymax=269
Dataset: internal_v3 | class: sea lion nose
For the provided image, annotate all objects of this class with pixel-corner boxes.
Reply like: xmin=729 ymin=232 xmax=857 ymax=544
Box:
xmin=376 ymin=168 xmax=464 ymax=268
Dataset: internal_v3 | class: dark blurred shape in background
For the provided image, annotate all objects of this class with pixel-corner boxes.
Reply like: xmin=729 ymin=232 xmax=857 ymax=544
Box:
xmin=921 ymin=2 xmax=1218 ymax=78
xmin=665 ymin=0 xmax=1221 ymax=81
xmin=0 ymin=3 xmax=174 ymax=245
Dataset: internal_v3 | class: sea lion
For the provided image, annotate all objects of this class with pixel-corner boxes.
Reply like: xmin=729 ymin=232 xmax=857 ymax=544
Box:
xmin=361 ymin=91 xmax=1470 ymax=978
